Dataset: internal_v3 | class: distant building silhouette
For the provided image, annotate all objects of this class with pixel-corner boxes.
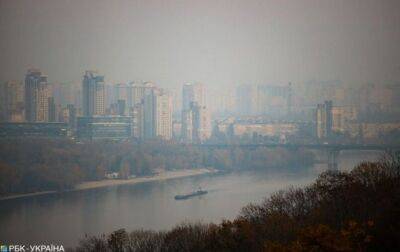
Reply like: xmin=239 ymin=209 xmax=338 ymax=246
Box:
xmin=316 ymin=100 xmax=333 ymax=139
xmin=48 ymin=96 xmax=56 ymax=122
xmin=181 ymin=83 xmax=211 ymax=142
xmin=82 ymin=70 xmax=105 ymax=116
xmin=24 ymin=69 xmax=50 ymax=122
xmin=77 ymin=116 xmax=131 ymax=140
xmin=0 ymin=80 xmax=24 ymax=122
xmin=143 ymin=87 xmax=172 ymax=140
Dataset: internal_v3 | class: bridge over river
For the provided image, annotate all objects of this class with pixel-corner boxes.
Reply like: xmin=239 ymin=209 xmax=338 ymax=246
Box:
xmin=195 ymin=143 xmax=400 ymax=170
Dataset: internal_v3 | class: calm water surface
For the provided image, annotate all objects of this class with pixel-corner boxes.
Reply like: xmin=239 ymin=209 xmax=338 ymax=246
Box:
xmin=0 ymin=151 xmax=381 ymax=247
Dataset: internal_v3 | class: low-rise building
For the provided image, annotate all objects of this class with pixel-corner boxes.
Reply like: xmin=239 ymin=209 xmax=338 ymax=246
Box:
xmin=0 ymin=122 xmax=69 ymax=138
xmin=77 ymin=116 xmax=132 ymax=140
xmin=216 ymin=121 xmax=299 ymax=140
xmin=233 ymin=123 xmax=298 ymax=138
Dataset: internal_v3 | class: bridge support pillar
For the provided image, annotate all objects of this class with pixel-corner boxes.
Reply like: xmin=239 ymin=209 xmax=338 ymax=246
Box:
xmin=327 ymin=149 xmax=340 ymax=170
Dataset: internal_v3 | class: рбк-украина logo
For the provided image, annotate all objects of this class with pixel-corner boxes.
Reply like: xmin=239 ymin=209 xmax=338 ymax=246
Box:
xmin=0 ymin=245 xmax=8 ymax=252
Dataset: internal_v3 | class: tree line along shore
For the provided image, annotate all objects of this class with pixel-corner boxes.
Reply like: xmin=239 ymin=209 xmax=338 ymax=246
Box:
xmin=0 ymin=168 xmax=214 ymax=201
xmin=0 ymin=139 xmax=314 ymax=197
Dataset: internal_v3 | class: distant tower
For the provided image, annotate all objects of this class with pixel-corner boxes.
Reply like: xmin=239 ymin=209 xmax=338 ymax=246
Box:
xmin=155 ymin=90 xmax=173 ymax=140
xmin=48 ymin=97 xmax=56 ymax=122
xmin=287 ymin=82 xmax=292 ymax=117
xmin=128 ymin=82 xmax=157 ymax=139
xmin=181 ymin=83 xmax=210 ymax=142
xmin=132 ymin=82 xmax=155 ymax=107
xmin=25 ymin=69 xmax=50 ymax=122
xmin=131 ymin=103 xmax=144 ymax=139
xmin=67 ymin=104 xmax=77 ymax=130
xmin=182 ymin=83 xmax=205 ymax=111
xmin=114 ymin=82 xmax=135 ymax=114
xmin=190 ymin=102 xmax=211 ymax=142
xmin=143 ymin=87 xmax=172 ymax=140
xmin=316 ymin=100 xmax=333 ymax=139
xmin=82 ymin=71 xmax=105 ymax=116
xmin=0 ymin=80 xmax=24 ymax=122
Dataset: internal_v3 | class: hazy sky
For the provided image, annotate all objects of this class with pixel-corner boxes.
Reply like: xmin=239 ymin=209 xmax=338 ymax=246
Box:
xmin=1 ymin=0 xmax=400 ymax=89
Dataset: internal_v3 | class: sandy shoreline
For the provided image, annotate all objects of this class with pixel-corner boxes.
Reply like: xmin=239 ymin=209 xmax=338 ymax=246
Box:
xmin=75 ymin=168 xmax=214 ymax=190
xmin=0 ymin=168 xmax=215 ymax=201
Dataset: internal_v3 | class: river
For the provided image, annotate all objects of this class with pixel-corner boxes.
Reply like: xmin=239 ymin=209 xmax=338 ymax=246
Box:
xmin=0 ymin=151 xmax=382 ymax=247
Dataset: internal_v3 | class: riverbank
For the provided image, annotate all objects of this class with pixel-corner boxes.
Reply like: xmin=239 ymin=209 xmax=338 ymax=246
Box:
xmin=0 ymin=168 xmax=216 ymax=201
xmin=75 ymin=168 xmax=215 ymax=190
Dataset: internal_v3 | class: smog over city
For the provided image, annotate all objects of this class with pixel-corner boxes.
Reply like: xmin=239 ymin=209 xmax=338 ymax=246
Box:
xmin=0 ymin=1 xmax=400 ymax=251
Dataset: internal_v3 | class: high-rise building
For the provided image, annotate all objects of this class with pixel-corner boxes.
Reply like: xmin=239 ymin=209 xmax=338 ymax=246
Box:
xmin=119 ymin=82 xmax=165 ymax=140
xmin=25 ymin=69 xmax=50 ymax=122
xmin=182 ymin=83 xmax=205 ymax=111
xmin=155 ymin=90 xmax=173 ymax=140
xmin=143 ymin=87 xmax=172 ymax=140
xmin=331 ymin=106 xmax=357 ymax=133
xmin=131 ymin=103 xmax=144 ymax=139
xmin=58 ymin=104 xmax=77 ymax=131
xmin=52 ymin=82 xmax=80 ymax=107
xmin=287 ymin=82 xmax=293 ymax=117
xmin=104 ymin=84 xmax=115 ymax=109
xmin=67 ymin=104 xmax=77 ymax=130
xmin=132 ymin=82 xmax=155 ymax=106
xmin=58 ymin=107 xmax=70 ymax=123
xmin=191 ymin=102 xmax=211 ymax=142
xmin=114 ymin=83 xmax=130 ymax=112
xmin=316 ymin=100 xmax=333 ymax=139
xmin=181 ymin=108 xmax=193 ymax=141
xmin=82 ymin=71 xmax=105 ymax=116
xmin=113 ymin=82 xmax=155 ymax=116
xmin=0 ymin=80 xmax=24 ymax=122
xmin=48 ymin=97 xmax=57 ymax=122
xmin=181 ymin=83 xmax=211 ymax=142
xmin=73 ymin=86 xmax=82 ymax=114
xmin=142 ymin=87 xmax=155 ymax=139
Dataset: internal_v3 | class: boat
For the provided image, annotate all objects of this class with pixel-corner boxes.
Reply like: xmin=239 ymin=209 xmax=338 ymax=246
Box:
xmin=174 ymin=188 xmax=208 ymax=200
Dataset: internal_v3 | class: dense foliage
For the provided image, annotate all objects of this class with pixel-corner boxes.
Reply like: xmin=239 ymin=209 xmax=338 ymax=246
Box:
xmin=74 ymin=153 xmax=400 ymax=251
xmin=0 ymin=139 xmax=314 ymax=197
